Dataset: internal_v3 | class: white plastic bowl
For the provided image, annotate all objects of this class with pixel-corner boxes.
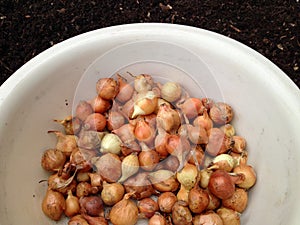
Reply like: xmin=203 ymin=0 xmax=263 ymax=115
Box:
xmin=0 ymin=23 xmax=299 ymax=225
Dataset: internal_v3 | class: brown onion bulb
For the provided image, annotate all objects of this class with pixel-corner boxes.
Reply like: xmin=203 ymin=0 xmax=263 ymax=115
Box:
xmin=193 ymin=110 xmax=213 ymax=133
xmin=232 ymin=136 xmax=246 ymax=153
xmin=68 ymin=215 xmax=89 ymax=225
xmin=75 ymin=100 xmax=93 ymax=121
xmin=179 ymin=97 xmax=204 ymax=119
xmin=93 ymin=153 xmax=122 ymax=183
xmin=187 ymin=146 xmax=205 ymax=167
xmin=109 ymin=193 xmax=139 ymax=225
xmin=207 ymin=191 xmax=221 ymax=210
xmin=137 ymin=197 xmax=159 ymax=218
xmin=65 ymin=190 xmax=80 ymax=217
xmin=157 ymin=192 xmax=177 ymax=213
xmin=139 ymin=148 xmax=160 ymax=171
xmin=223 ymin=188 xmax=248 ymax=213
xmin=116 ymin=74 xmax=134 ymax=103
xmin=76 ymin=182 xmax=98 ymax=198
xmin=84 ymin=113 xmax=106 ymax=131
xmin=188 ymin=185 xmax=209 ymax=214
xmin=148 ymin=170 xmax=179 ymax=192
xmin=42 ymin=189 xmax=66 ymax=221
xmin=209 ymin=102 xmax=233 ymax=125
xmin=123 ymin=172 xmax=154 ymax=200
xmin=233 ymin=164 xmax=256 ymax=189
xmin=49 ymin=131 xmax=78 ymax=157
xmin=41 ymin=149 xmax=66 ymax=172
xmin=79 ymin=195 xmax=104 ymax=217
xmin=154 ymin=130 xmax=169 ymax=159
xmin=217 ymin=207 xmax=241 ymax=225
xmin=82 ymin=214 xmax=108 ymax=225
xmin=107 ymin=110 xmax=125 ymax=131
xmin=156 ymin=103 xmax=181 ymax=133
xmin=208 ymin=170 xmax=235 ymax=200
xmin=134 ymin=118 xmax=156 ymax=145
xmin=91 ymin=96 xmax=111 ymax=113
xmin=155 ymin=155 xmax=180 ymax=172
xmin=171 ymin=201 xmax=193 ymax=225
xmin=193 ymin=211 xmax=223 ymax=225
xmin=149 ymin=212 xmax=167 ymax=225
xmin=206 ymin=128 xmax=234 ymax=156
xmin=177 ymin=185 xmax=190 ymax=203
xmin=101 ymin=181 xmax=125 ymax=206
xmin=96 ymin=77 xmax=119 ymax=100
xmin=112 ymin=123 xmax=135 ymax=143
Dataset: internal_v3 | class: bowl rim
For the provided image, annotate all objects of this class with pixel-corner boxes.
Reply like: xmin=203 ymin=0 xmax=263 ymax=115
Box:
xmin=1 ymin=23 xmax=300 ymax=97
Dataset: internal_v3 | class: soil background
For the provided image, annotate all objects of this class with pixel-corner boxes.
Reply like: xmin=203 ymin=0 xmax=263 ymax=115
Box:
xmin=0 ymin=0 xmax=299 ymax=88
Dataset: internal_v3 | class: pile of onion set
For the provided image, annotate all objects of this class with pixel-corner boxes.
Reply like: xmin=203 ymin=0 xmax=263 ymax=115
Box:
xmin=40 ymin=73 xmax=256 ymax=225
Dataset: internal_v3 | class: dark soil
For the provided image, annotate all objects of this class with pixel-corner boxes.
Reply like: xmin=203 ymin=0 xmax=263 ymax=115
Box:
xmin=1 ymin=0 xmax=299 ymax=88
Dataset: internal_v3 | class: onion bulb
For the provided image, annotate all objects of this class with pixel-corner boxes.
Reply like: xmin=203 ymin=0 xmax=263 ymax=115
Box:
xmin=208 ymin=170 xmax=235 ymax=200
xmin=41 ymin=148 xmax=66 ymax=172
xmin=148 ymin=212 xmax=167 ymax=225
xmin=233 ymin=164 xmax=256 ymax=189
xmin=148 ymin=170 xmax=179 ymax=192
xmin=156 ymin=103 xmax=181 ymax=133
xmin=171 ymin=201 xmax=193 ymax=225
xmin=161 ymin=81 xmax=182 ymax=102
xmin=109 ymin=193 xmax=139 ymax=225
xmin=96 ymin=77 xmax=119 ymax=100
xmin=116 ymin=74 xmax=134 ymax=103
xmin=137 ymin=197 xmax=159 ymax=218
xmin=176 ymin=163 xmax=198 ymax=190
xmin=118 ymin=153 xmax=139 ymax=182
xmin=68 ymin=215 xmax=89 ymax=225
xmin=42 ymin=189 xmax=66 ymax=221
xmin=101 ymin=181 xmax=125 ymax=206
xmin=193 ymin=211 xmax=223 ymax=225
xmin=123 ymin=172 xmax=155 ymax=200
xmin=65 ymin=190 xmax=80 ymax=217
xmin=188 ymin=185 xmax=209 ymax=214
xmin=157 ymin=192 xmax=177 ymax=213
xmin=217 ymin=207 xmax=241 ymax=225
xmin=222 ymin=188 xmax=248 ymax=213
xmin=79 ymin=195 xmax=104 ymax=217
xmin=93 ymin=153 xmax=122 ymax=183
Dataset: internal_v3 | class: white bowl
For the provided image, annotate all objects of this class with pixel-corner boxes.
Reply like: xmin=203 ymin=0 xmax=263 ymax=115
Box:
xmin=0 ymin=23 xmax=299 ymax=225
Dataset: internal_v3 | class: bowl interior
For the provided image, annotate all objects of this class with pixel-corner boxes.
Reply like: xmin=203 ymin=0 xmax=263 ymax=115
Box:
xmin=0 ymin=24 xmax=299 ymax=225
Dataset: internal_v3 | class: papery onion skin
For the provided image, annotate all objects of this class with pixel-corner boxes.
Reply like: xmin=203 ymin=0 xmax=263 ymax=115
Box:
xmin=82 ymin=214 xmax=108 ymax=225
xmin=139 ymin=149 xmax=160 ymax=171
